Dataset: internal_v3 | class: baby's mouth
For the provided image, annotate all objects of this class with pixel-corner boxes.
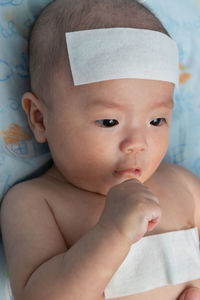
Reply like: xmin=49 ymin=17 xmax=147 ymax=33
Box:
xmin=113 ymin=168 xmax=142 ymax=179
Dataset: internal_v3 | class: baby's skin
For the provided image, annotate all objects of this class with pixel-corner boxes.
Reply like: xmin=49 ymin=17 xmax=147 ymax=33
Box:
xmin=1 ymin=162 xmax=200 ymax=300
xmin=1 ymin=79 xmax=200 ymax=300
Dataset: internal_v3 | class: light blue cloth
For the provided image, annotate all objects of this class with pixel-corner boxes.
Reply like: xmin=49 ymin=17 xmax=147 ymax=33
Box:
xmin=145 ymin=0 xmax=200 ymax=176
xmin=0 ymin=236 xmax=13 ymax=300
xmin=0 ymin=0 xmax=200 ymax=299
xmin=0 ymin=0 xmax=52 ymax=203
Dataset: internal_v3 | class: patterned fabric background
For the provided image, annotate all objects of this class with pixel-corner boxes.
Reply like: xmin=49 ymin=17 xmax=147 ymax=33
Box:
xmin=145 ymin=0 xmax=200 ymax=177
xmin=0 ymin=0 xmax=51 ymax=203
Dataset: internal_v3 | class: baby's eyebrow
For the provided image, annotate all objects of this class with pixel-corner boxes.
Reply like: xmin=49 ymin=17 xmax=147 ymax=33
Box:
xmin=86 ymin=98 xmax=174 ymax=110
xmin=150 ymin=98 xmax=174 ymax=110
xmin=85 ymin=99 xmax=124 ymax=110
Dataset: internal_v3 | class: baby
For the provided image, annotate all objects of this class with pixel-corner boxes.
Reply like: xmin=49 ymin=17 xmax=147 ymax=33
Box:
xmin=1 ymin=0 xmax=200 ymax=299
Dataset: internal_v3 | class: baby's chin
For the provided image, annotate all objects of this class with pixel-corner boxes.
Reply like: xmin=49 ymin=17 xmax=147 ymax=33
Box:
xmin=73 ymin=179 xmax=118 ymax=197
xmin=81 ymin=182 xmax=112 ymax=197
xmin=85 ymin=177 xmax=146 ymax=196
xmin=58 ymin=167 xmax=148 ymax=196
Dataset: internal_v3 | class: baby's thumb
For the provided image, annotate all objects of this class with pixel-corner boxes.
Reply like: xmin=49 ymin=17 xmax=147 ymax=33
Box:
xmin=178 ymin=287 xmax=200 ymax=300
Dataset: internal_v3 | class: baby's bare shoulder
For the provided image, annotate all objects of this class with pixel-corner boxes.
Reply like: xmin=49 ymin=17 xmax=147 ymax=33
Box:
xmin=151 ymin=162 xmax=200 ymax=206
xmin=157 ymin=162 xmax=200 ymax=187
xmin=157 ymin=163 xmax=200 ymax=227
xmin=1 ymin=177 xmax=45 ymax=218
xmin=3 ymin=174 xmax=50 ymax=201
xmin=0 ymin=174 xmax=66 ymax=245
xmin=1 ymin=168 xmax=71 ymax=207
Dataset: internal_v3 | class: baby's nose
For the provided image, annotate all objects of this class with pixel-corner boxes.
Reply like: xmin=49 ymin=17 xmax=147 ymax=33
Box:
xmin=119 ymin=131 xmax=147 ymax=154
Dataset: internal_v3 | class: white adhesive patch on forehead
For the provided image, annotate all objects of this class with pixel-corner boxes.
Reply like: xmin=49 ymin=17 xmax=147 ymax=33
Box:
xmin=66 ymin=28 xmax=179 ymax=87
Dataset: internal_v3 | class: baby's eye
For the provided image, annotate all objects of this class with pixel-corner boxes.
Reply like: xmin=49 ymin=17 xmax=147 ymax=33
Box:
xmin=96 ymin=119 xmax=119 ymax=127
xmin=150 ymin=118 xmax=167 ymax=127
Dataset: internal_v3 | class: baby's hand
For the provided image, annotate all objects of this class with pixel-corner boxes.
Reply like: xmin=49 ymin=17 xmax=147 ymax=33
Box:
xmin=99 ymin=179 xmax=161 ymax=245
xmin=178 ymin=286 xmax=200 ymax=300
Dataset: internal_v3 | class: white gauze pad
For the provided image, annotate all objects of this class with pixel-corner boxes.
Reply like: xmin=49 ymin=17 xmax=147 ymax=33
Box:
xmin=104 ymin=227 xmax=200 ymax=298
xmin=65 ymin=28 xmax=179 ymax=86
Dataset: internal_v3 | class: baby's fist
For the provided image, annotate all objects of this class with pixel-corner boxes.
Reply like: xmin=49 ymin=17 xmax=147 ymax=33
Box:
xmin=99 ymin=179 xmax=161 ymax=245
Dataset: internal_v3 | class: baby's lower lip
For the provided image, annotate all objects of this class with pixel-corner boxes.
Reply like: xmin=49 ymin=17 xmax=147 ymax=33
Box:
xmin=114 ymin=168 xmax=142 ymax=178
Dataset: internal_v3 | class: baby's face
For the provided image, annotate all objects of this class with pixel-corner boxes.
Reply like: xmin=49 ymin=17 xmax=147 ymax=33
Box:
xmin=43 ymin=78 xmax=174 ymax=195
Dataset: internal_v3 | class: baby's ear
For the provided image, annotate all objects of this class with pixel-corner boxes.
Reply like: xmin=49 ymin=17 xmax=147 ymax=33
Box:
xmin=22 ymin=92 xmax=47 ymax=143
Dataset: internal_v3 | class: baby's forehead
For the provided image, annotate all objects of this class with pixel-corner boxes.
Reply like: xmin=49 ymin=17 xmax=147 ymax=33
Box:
xmin=29 ymin=0 xmax=173 ymax=104
xmin=66 ymin=78 xmax=174 ymax=110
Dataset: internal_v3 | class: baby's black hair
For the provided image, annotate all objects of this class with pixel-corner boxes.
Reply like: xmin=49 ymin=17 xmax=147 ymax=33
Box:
xmin=29 ymin=0 xmax=169 ymax=103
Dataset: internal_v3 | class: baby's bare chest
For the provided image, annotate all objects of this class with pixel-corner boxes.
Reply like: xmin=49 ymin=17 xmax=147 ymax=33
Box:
xmin=45 ymin=184 xmax=105 ymax=247
xmin=46 ymin=180 xmax=195 ymax=248
xmin=46 ymin=185 xmax=197 ymax=300
xmin=42 ymin=170 xmax=198 ymax=300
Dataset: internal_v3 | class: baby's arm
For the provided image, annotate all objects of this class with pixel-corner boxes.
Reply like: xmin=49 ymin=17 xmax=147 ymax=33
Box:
xmin=1 ymin=179 xmax=161 ymax=300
